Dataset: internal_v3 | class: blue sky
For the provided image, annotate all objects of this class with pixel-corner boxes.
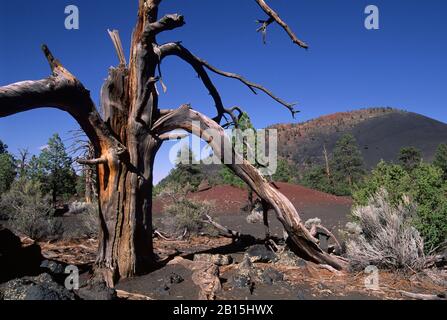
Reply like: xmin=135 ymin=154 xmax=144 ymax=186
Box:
xmin=1 ymin=0 xmax=446 ymax=183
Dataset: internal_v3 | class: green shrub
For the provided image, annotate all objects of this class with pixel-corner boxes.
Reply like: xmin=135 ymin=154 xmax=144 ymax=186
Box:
xmin=353 ymin=161 xmax=447 ymax=252
xmin=1 ymin=179 xmax=63 ymax=240
xmin=160 ymin=185 xmax=218 ymax=237
xmin=433 ymin=143 xmax=447 ymax=180
xmin=0 ymin=143 xmax=16 ymax=195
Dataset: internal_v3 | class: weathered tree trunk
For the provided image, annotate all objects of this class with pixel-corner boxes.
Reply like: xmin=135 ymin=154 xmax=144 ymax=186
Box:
xmin=95 ymin=140 xmax=158 ymax=286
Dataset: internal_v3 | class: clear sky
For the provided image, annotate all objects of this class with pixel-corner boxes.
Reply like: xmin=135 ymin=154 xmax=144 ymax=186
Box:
xmin=1 ymin=0 xmax=446 ymax=183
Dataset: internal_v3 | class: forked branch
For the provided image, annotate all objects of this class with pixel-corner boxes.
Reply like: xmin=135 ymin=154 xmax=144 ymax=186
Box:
xmin=0 ymin=45 xmax=123 ymax=155
xmin=255 ymin=0 xmax=308 ymax=49
xmin=144 ymin=14 xmax=185 ymax=37
xmin=158 ymin=42 xmax=298 ymax=122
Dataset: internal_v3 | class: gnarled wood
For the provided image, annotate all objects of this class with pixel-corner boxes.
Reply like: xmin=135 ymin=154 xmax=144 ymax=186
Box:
xmin=152 ymin=105 xmax=347 ymax=270
xmin=0 ymin=0 xmax=344 ymax=288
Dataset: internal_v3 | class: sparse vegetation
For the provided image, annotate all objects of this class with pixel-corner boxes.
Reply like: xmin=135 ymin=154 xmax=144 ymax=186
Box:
xmin=160 ymin=185 xmax=218 ymax=237
xmin=354 ymin=161 xmax=447 ymax=253
xmin=301 ymin=134 xmax=365 ymax=196
xmin=346 ymin=189 xmax=426 ymax=271
xmin=64 ymin=201 xmax=99 ymax=239
xmin=1 ymin=179 xmax=62 ymax=240
xmin=155 ymin=145 xmax=204 ymax=195
xmin=271 ymin=158 xmax=296 ymax=183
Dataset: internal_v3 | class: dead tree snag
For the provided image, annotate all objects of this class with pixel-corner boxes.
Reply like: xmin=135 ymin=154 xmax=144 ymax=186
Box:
xmin=0 ymin=0 xmax=345 ymax=287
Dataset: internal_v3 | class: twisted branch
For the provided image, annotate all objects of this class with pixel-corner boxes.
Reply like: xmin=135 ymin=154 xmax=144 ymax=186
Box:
xmin=158 ymin=42 xmax=298 ymax=123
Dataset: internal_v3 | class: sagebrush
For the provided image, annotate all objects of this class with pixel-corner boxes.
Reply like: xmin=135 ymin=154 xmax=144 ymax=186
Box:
xmin=0 ymin=179 xmax=62 ymax=240
xmin=346 ymin=189 xmax=426 ymax=271
xmin=159 ymin=184 xmax=218 ymax=237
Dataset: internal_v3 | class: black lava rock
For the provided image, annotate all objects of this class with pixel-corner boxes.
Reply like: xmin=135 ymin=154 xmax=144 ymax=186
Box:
xmin=0 ymin=228 xmax=43 ymax=283
xmin=246 ymin=245 xmax=278 ymax=263
xmin=167 ymin=272 xmax=184 ymax=284
xmin=231 ymin=274 xmax=252 ymax=289
xmin=0 ymin=273 xmax=75 ymax=300
xmin=76 ymin=280 xmax=117 ymax=300
xmin=260 ymin=268 xmax=284 ymax=285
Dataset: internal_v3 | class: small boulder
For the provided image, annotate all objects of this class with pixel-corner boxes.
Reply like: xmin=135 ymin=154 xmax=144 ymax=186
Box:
xmin=0 ymin=227 xmax=43 ymax=283
xmin=76 ymin=277 xmax=117 ymax=301
xmin=238 ymin=254 xmax=254 ymax=276
xmin=246 ymin=244 xmax=278 ymax=263
xmin=167 ymin=272 xmax=184 ymax=284
xmin=231 ymin=274 xmax=252 ymax=289
xmin=276 ymin=250 xmax=308 ymax=267
xmin=0 ymin=273 xmax=75 ymax=300
xmin=194 ymin=254 xmax=233 ymax=266
xmin=260 ymin=268 xmax=284 ymax=285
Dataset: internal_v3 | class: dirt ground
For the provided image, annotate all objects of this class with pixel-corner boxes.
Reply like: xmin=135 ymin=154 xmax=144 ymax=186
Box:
xmin=5 ymin=183 xmax=445 ymax=300
xmin=35 ymin=236 xmax=446 ymax=300
xmin=154 ymin=182 xmax=352 ymax=240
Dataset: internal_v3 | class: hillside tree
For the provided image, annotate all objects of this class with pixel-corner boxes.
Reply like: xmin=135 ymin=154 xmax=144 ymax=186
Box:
xmin=331 ymin=134 xmax=365 ymax=190
xmin=0 ymin=140 xmax=16 ymax=195
xmin=0 ymin=0 xmax=345 ymax=286
xmin=398 ymin=147 xmax=422 ymax=172
xmin=33 ymin=134 xmax=77 ymax=204
xmin=433 ymin=143 xmax=447 ymax=180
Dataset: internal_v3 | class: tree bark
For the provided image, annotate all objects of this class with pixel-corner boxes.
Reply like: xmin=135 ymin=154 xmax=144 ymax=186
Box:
xmin=0 ymin=0 xmax=347 ymax=287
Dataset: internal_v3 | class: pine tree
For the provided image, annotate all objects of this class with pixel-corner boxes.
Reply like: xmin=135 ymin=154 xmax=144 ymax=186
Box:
xmin=398 ymin=147 xmax=422 ymax=172
xmin=157 ymin=145 xmax=204 ymax=192
xmin=0 ymin=140 xmax=16 ymax=195
xmin=36 ymin=134 xmax=77 ymax=204
xmin=331 ymin=134 xmax=365 ymax=191
xmin=272 ymin=158 xmax=295 ymax=183
xmin=433 ymin=143 xmax=447 ymax=180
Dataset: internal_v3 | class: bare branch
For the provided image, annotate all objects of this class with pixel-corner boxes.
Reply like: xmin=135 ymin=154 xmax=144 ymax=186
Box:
xmin=144 ymin=14 xmax=185 ymax=37
xmin=158 ymin=132 xmax=189 ymax=141
xmin=77 ymin=157 xmax=108 ymax=165
xmin=399 ymin=291 xmax=446 ymax=301
xmin=203 ymin=214 xmax=242 ymax=239
xmin=159 ymin=42 xmax=299 ymax=120
xmin=255 ymin=0 xmax=308 ymax=49
xmin=256 ymin=17 xmax=275 ymax=44
xmin=0 ymin=45 xmax=124 ymax=155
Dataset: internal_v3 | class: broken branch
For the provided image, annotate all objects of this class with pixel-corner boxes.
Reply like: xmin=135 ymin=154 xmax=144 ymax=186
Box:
xmin=254 ymin=0 xmax=308 ymax=49
xmin=77 ymin=157 xmax=108 ymax=165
